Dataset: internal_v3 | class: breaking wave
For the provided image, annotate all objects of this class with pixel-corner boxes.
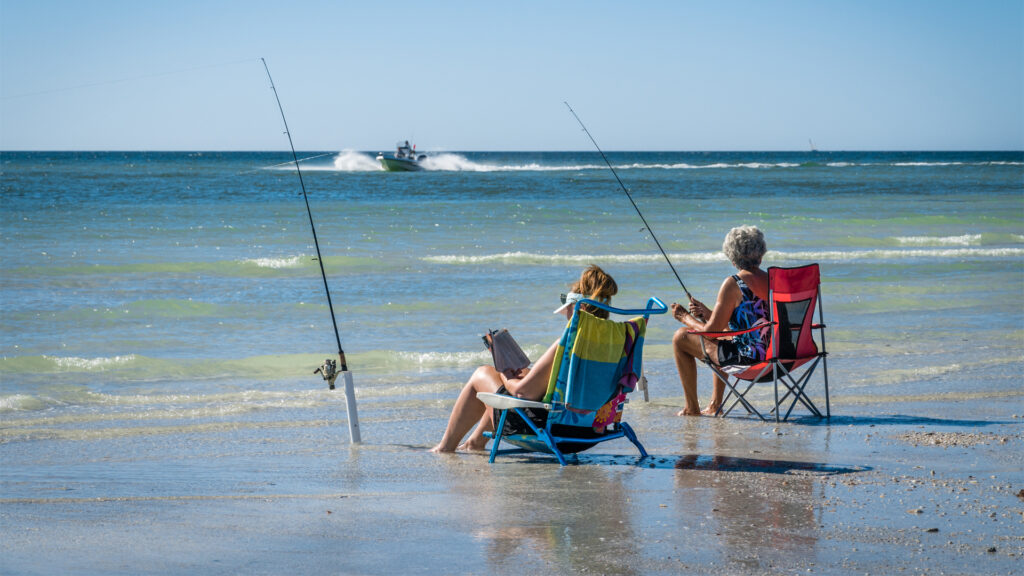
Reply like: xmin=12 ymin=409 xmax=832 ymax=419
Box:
xmin=424 ymin=247 xmax=1024 ymax=265
xmin=244 ymin=255 xmax=305 ymax=268
xmin=895 ymin=234 xmax=982 ymax=246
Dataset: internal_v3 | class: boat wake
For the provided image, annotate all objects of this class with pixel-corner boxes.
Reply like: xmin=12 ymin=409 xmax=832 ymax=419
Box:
xmin=319 ymin=151 xmax=591 ymax=172
xmin=286 ymin=151 xmax=1024 ymax=173
xmin=418 ymin=153 xmax=604 ymax=172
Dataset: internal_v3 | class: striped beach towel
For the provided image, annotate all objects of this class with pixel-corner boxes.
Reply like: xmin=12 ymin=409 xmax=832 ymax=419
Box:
xmin=543 ymin=311 xmax=647 ymax=430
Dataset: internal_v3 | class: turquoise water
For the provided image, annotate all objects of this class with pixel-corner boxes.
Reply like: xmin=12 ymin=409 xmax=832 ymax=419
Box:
xmin=1 ymin=150 xmax=1022 ymax=458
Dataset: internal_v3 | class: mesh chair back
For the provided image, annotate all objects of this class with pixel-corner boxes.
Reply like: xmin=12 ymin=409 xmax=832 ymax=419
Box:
xmin=768 ymin=264 xmax=821 ymax=362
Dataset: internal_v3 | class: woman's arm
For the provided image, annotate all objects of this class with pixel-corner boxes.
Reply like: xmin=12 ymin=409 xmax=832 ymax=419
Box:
xmin=503 ymin=340 xmax=559 ymax=400
xmin=673 ymin=277 xmax=740 ymax=333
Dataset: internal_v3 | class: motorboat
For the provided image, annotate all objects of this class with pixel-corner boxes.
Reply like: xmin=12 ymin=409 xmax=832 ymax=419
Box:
xmin=377 ymin=140 xmax=426 ymax=171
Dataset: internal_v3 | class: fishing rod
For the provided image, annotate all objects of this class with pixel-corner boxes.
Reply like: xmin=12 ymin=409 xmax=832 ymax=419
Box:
xmin=563 ymin=101 xmax=694 ymax=301
xmin=261 ymin=57 xmax=361 ymax=444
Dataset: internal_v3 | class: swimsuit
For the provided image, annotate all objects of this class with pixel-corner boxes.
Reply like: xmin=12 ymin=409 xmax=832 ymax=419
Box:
xmin=716 ymin=275 xmax=771 ymax=365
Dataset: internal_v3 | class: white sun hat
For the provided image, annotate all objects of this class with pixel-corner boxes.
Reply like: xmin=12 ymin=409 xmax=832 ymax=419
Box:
xmin=553 ymin=291 xmax=585 ymax=314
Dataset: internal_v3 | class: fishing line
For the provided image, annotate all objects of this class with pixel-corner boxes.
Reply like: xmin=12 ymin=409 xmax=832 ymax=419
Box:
xmin=563 ymin=101 xmax=694 ymax=300
xmin=239 ymin=152 xmax=339 ymax=174
xmin=261 ymin=58 xmax=361 ymax=443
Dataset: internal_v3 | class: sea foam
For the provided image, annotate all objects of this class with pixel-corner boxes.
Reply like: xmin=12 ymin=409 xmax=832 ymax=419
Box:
xmin=894 ymin=234 xmax=982 ymax=246
xmin=245 ymin=255 xmax=304 ymax=268
xmin=48 ymin=354 xmax=138 ymax=371
xmin=424 ymin=247 xmax=1024 ymax=265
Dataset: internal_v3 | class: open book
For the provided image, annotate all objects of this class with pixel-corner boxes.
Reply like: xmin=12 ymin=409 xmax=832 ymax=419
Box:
xmin=482 ymin=329 xmax=531 ymax=377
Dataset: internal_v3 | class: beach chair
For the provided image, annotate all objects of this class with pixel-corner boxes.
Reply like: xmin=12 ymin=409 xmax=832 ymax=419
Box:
xmin=478 ymin=297 xmax=668 ymax=465
xmin=689 ymin=264 xmax=830 ymax=422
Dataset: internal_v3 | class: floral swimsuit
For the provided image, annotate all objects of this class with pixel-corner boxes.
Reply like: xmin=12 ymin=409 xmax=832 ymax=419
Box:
xmin=721 ymin=275 xmax=771 ymax=364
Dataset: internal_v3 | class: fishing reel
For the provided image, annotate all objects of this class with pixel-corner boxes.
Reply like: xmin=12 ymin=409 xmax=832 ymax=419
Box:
xmin=314 ymin=358 xmax=338 ymax=390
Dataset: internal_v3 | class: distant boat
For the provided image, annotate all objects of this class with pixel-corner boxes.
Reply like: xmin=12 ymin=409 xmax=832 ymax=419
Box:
xmin=809 ymin=139 xmax=819 ymax=153
xmin=377 ymin=140 xmax=426 ymax=171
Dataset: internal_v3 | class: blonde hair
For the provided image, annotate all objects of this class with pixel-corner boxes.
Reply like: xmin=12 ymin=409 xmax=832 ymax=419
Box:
xmin=723 ymin=226 xmax=766 ymax=271
xmin=570 ymin=265 xmax=618 ymax=319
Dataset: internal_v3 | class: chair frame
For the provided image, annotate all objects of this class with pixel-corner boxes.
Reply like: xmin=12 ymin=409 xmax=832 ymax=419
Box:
xmin=480 ymin=297 xmax=667 ymax=465
xmin=689 ymin=264 xmax=830 ymax=422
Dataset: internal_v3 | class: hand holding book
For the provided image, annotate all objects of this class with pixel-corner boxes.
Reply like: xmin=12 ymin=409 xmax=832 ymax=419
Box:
xmin=483 ymin=329 xmax=531 ymax=379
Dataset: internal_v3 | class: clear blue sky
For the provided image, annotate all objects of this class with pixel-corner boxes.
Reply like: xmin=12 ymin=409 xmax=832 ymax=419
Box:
xmin=2 ymin=0 xmax=1022 ymax=151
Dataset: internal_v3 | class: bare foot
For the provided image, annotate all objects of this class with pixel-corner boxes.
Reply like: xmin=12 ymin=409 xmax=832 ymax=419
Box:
xmin=701 ymin=404 xmax=721 ymax=416
xmin=457 ymin=440 xmax=489 ymax=452
xmin=428 ymin=443 xmax=454 ymax=453
xmin=677 ymin=407 xmax=701 ymax=416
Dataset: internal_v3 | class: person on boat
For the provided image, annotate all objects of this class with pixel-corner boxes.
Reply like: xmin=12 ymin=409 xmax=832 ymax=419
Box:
xmin=430 ymin=265 xmax=618 ymax=453
xmin=671 ymin=225 xmax=771 ymax=416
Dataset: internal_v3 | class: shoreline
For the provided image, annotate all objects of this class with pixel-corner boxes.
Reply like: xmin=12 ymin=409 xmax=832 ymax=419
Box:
xmin=2 ymin=396 xmax=1022 ymax=575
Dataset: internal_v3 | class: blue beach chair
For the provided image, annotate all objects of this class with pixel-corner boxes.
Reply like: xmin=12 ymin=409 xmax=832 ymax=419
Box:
xmin=478 ymin=297 xmax=667 ymax=465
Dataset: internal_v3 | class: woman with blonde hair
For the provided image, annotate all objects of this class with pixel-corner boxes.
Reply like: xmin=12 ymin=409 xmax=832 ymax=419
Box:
xmin=671 ymin=226 xmax=771 ymax=416
xmin=430 ymin=265 xmax=618 ymax=452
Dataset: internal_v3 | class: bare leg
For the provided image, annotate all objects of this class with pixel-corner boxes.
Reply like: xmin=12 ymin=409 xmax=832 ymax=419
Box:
xmin=672 ymin=328 xmax=701 ymax=416
xmin=431 ymin=340 xmax=560 ymax=453
xmin=701 ymin=373 xmax=727 ymax=415
xmin=429 ymin=365 xmax=502 ymax=453
xmin=673 ymin=328 xmax=720 ymax=416
xmin=458 ymin=409 xmax=493 ymax=452
xmin=457 ymin=340 xmax=561 ymax=450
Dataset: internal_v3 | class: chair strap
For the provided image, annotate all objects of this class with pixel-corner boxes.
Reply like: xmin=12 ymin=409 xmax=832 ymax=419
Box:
xmin=619 ymin=320 xmax=639 ymax=390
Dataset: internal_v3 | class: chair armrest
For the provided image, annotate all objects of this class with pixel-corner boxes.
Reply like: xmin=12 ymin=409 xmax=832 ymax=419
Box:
xmin=812 ymin=323 xmax=826 ymax=329
xmin=687 ymin=324 xmax=767 ymax=338
xmin=478 ymin=392 xmax=553 ymax=411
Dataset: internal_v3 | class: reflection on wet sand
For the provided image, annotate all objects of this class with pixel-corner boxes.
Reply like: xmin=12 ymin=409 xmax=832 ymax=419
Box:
xmin=673 ymin=433 xmax=826 ymax=572
xmin=457 ymin=465 xmax=640 ymax=575
xmin=435 ymin=421 xmax=860 ymax=574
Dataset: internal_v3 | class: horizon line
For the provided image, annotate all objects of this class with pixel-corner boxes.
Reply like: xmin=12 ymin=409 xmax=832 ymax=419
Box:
xmin=3 ymin=148 xmax=1023 ymax=154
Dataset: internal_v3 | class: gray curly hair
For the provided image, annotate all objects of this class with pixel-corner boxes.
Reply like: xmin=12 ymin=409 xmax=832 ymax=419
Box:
xmin=722 ymin=226 xmax=766 ymax=271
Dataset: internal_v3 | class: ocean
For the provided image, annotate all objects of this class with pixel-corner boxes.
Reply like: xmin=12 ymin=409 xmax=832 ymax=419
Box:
xmin=1 ymin=150 xmax=1022 ymax=487
xmin=2 ymin=150 xmax=1023 ymax=574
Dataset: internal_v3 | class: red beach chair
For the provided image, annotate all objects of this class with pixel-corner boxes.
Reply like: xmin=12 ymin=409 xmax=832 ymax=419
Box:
xmin=688 ymin=264 xmax=830 ymax=422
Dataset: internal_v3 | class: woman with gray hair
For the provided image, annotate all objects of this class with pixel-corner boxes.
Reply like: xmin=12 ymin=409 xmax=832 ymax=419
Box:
xmin=671 ymin=226 xmax=771 ymax=416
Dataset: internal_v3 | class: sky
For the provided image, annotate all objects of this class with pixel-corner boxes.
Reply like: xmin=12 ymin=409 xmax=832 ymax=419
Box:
xmin=1 ymin=0 xmax=1022 ymax=151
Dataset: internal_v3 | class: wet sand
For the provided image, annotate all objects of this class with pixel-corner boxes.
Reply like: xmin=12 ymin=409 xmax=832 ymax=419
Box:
xmin=2 ymin=395 xmax=1022 ymax=575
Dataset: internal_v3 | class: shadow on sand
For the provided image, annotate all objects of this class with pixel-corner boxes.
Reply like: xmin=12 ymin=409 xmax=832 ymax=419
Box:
xmin=780 ymin=414 xmax=1008 ymax=427
xmin=500 ymin=452 xmax=868 ymax=474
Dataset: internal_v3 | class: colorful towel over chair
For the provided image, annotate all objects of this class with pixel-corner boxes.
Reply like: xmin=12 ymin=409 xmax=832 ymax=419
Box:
xmin=544 ymin=312 xmax=647 ymax=431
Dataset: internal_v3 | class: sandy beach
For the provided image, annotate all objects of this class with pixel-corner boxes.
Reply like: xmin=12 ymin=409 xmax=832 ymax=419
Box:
xmin=3 ymin=390 xmax=1021 ymax=575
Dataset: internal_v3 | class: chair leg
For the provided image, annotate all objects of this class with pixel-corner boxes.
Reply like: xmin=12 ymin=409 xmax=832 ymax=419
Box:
xmin=536 ymin=428 xmax=568 ymax=466
xmin=710 ymin=364 xmax=766 ymax=420
xmin=723 ymin=380 xmax=766 ymax=419
xmin=489 ymin=409 xmax=510 ymax=463
xmin=775 ymin=361 xmax=822 ymax=419
xmin=783 ymin=375 xmax=814 ymax=421
xmin=620 ymin=422 xmax=648 ymax=459
xmin=787 ymin=369 xmax=822 ymax=420
xmin=822 ymin=354 xmax=831 ymax=418
xmin=773 ymin=364 xmax=781 ymax=423
xmin=816 ymin=290 xmax=830 ymax=419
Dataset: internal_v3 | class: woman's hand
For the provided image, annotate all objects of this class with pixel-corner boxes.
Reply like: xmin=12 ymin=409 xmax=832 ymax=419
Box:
xmin=688 ymin=297 xmax=711 ymax=320
xmin=502 ymin=366 xmax=530 ymax=384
